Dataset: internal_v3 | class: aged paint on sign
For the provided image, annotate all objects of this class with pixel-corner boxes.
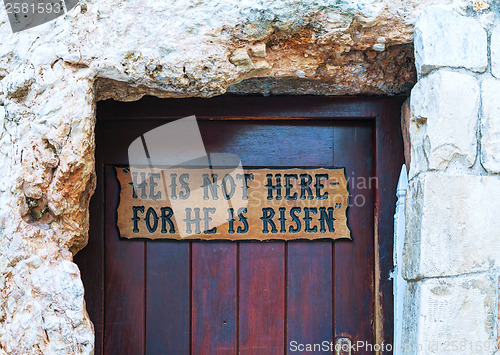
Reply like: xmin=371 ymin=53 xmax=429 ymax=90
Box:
xmin=115 ymin=167 xmax=350 ymax=240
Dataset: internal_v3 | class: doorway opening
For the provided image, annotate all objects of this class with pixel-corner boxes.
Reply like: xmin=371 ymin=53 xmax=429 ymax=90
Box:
xmin=74 ymin=95 xmax=405 ymax=354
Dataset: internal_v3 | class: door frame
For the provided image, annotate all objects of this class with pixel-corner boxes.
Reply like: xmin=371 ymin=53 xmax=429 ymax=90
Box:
xmin=75 ymin=95 xmax=406 ymax=354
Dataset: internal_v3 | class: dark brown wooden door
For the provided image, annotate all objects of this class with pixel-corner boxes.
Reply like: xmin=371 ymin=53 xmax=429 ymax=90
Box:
xmin=75 ymin=96 xmax=404 ymax=355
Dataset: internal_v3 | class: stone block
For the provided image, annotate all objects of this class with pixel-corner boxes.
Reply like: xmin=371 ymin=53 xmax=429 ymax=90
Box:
xmin=404 ymin=174 xmax=500 ymax=280
xmin=414 ymin=7 xmax=487 ymax=76
xmin=491 ymin=26 xmax=500 ymax=79
xmin=403 ymin=274 xmax=497 ymax=354
xmin=409 ymin=70 xmax=479 ymax=177
xmin=480 ymin=78 xmax=500 ymax=173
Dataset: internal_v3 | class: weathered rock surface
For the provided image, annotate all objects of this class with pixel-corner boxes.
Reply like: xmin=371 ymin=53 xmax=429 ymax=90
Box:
xmin=0 ymin=66 xmax=95 ymax=354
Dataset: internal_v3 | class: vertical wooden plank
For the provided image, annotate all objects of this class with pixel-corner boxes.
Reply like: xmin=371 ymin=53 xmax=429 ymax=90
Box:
xmin=376 ymin=100 xmax=406 ymax=348
xmin=192 ymin=243 xmax=237 ymax=355
xmin=252 ymin=122 xmax=335 ymax=355
xmin=104 ymin=166 xmax=145 ymax=355
xmin=333 ymin=123 xmax=375 ymax=350
xmin=146 ymin=241 xmax=190 ymax=354
xmin=287 ymin=242 xmax=333 ymax=354
xmin=239 ymin=243 xmax=285 ymax=355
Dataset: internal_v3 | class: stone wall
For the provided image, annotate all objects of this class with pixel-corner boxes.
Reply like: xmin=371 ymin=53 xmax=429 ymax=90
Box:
xmin=404 ymin=6 xmax=500 ymax=354
xmin=0 ymin=0 xmax=498 ymax=354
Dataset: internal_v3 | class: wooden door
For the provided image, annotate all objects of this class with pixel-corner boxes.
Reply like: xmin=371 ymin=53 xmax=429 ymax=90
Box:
xmin=75 ymin=96 xmax=404 ymax=354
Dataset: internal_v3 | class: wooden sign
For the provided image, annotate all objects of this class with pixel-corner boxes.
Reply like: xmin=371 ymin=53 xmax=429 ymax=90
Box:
xmin=115 ymin=167 xmax=351 ymax=240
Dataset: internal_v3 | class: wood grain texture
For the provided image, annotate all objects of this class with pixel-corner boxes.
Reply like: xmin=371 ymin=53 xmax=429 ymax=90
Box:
xmin=104 ymin=166 xmax=145 ymax=355
xmin=97 ymin=96 xmax=384 ymax=121
xmin=333 ymin=123 xmax=376 ymax=353
xmin=191 ymin=243 xmax=237 ymax=355
xmin=375 ymin=99 xmax=406 ymax=347
xmin=146 ymin=241 xmax=190 ymax=354
xmin=239 ymin=242 xmax=285 ymax=355
xmin=287 ymin=241 xmax=333 ymax=355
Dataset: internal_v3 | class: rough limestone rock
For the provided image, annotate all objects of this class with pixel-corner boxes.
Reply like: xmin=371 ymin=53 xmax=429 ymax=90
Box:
xmin=404 ymin=173 xmax=500 ymax=280
xmin=403 ymin=274 xmax=497 ymax=354
xmin=481 ymin=78 xmax=500 ymax=173
xmin=409 ymin=70 xmax=479 ymax=178
xmin=0 ymin=0 xmax=476 ymax=353
xmin=414 ymin=6 xmax=488 ymax=76
xmin=0 ymin=68 xmax=95 ymax=354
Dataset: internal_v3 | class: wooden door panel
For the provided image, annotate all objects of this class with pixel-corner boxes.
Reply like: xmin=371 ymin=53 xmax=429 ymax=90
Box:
xmin=75 ymin=96 xmax=405 ymax=355
xmin=191 ymin=243 xmax=237 ymax=355
xmin=333 ymin=124 xmax=375 ymax=352
xmin=102 ymin=120 xmax=373 ymax=355
xmin=287 ymin=242 xmax=333 ymax=355
xmin=104 ymin=167 xmax=145 ymax=355
xmin=239 ymin=243 xmax=285 ymax=355
xmin=199 ymin=121 xmax=336 ymax=167
xmin=146 ymin=241 xmax=190 ymax=354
